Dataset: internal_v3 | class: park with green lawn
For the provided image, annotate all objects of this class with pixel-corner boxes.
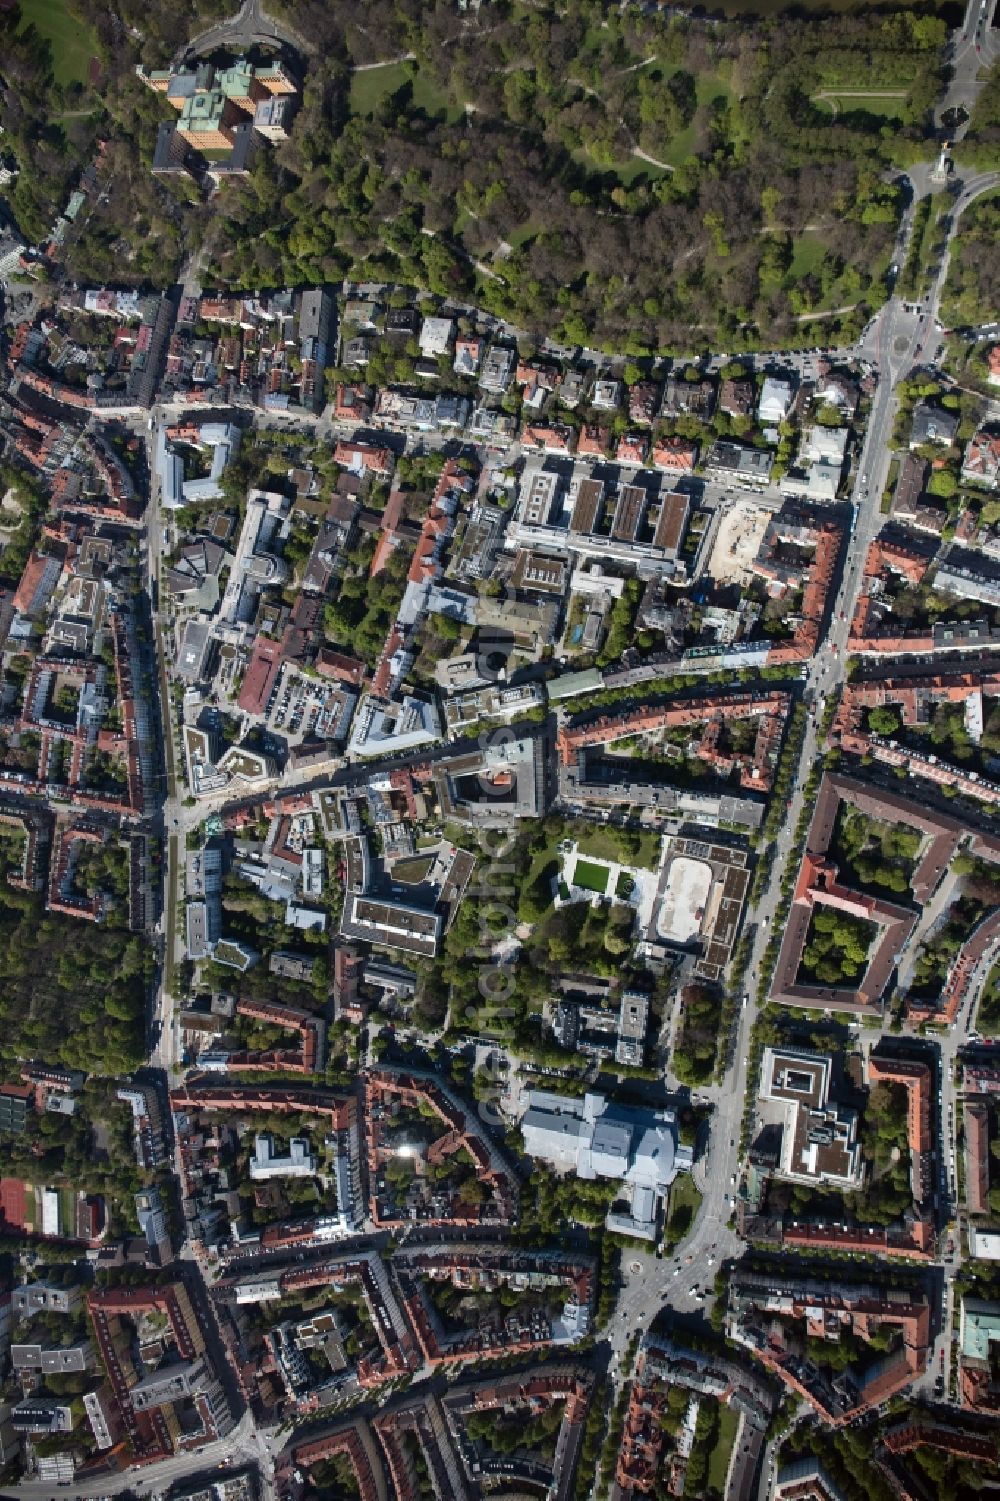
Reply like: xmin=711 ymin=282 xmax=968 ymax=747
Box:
xmin=195 ymin=0 xmax=943 ymax=352
xmin=349 ymin=58 xmax=462 ymax=123
xmin=17 ymin=0 xmax=98 ymax=90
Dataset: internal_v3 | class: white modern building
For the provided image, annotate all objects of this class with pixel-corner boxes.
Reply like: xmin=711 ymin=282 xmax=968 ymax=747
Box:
xmin=219 ymin=488 xmax=291 ymax=625
xmin=418 ymin=316 xmax=455 ymax=358
xmin=509 ymin=459 xmax=691 ymax=572
xmin=755 ymin=1047 xmax=861 ymax=1189
xmin=799 ymin=425 xmax=848 ymax=468
xmin=520 ymin=1090 xmax=693 ymax=1241
xmin=249 ymin=1134 xmax=317 ymax=1181
xmin=781 ymin=424 xmax=848 ymax=502
xmin=302 ymin=847 xmax=324 ymax=898
xmin=0 ymin=233 xmax=26 ymax=279
xmin=479 ymin=344 xmax=516 ymax=393
xmin=968 ymin=1227 xmax=1000 ymax=1261
xmin=757 ymin=375 xmax=795 ymax=425
xmin=156 ymin=421 xmax=241 ymax=510
xmin=347 ymin=693 xmax=441 ymax=758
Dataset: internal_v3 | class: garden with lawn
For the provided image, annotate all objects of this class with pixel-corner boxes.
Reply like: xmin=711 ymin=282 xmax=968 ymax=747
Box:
xmin=661 ymin=1175 xmax=703 ymax=1251
xmin=572 ymin=857 xmax=611 ymax=895
xmin=979 ymin=963 xmax=1000 ymax=1037
xmin=577 ymin=825 xmax=661 ymax=871
xmin=830 ymin=805 xmax=922 ymax=900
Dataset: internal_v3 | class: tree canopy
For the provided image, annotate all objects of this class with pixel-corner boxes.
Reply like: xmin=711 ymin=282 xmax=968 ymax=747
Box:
xmin=0 ymin=887 xmax=149 ymax=1075
xmin=1 ymin=0 xmax=954 ymax=352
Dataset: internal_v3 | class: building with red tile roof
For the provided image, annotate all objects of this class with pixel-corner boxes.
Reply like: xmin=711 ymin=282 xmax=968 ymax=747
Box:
xmin=333 ymin=941 xmax=367 ymax=1023
xmin=0 ymin=808 xmax=47 ymax=892
xmin=218 ymin=998 xmax=326 ymax=1075
xmin=171 ymin=1083 xmax=355 ymax=1133
xmin=13 ymin=550 xmax=63 ymax=617
xmin=372 ymin=1396 xmax=468 ymax=1501
xmin=397 ymin=1248 xmax=593 ymax=1368
xmin=963 ymin=428 xmax=1000 ymax=490
xmin=15 ymin=626 xmax=144 ymax=819
xmin=364 ymin=1068 xmax=517 ymax=1230
xmin=453 ymin=335 xmax=483 ymax=376
xmin=516 ymin=361 xmax=559 ymax=406
xmin=370 ymin=626 xmax=404 ymax=698
xmin=727 ymin=1269 xmax=930 ymax=1425
xmin=315 ymin=648 xmax=366 ymax=686
xmin=866 ymin=1044 xmax=934 ymax=1236
xmin=965 ymin=1098 xmax=990 ymax=1216
xmin=406 ymin=460 xmax=471 ymax=587
xmin=370 ymin=489 xmax=407 ymax=577
xmin=848 ymin=533 xmax=937 ymax=652
xmin=557 ymin=690 xmax=790 ymax=792
xmin=939 ymin=909 xmax=1000 ymax=1026
xmin=87 ymin=1282 xmax=232 ymax=1465
xmin=651 ymin=437 xmax=697 ymax=473
xmin=576 ymin=425 xmax=609 ymax=458
xmin=443 ymin=1366 xmax=592 ymax=1501
xmin=334 ymin=441 xmax=393 ymax=478
xmin=237 ymin=633 xmax=283 ymax=716
xmin=334 ymin=383 xmax=372 ymax=423
xmin=959 ymin=1297 xmax=1000 ymax=1412
xmin=287 ymin=1418 xmax=387 ymax=1501
xmin=522 ymin=424 xmax=575 ymax=454
xmin=628 ymin=381 xmax=660 ymax=425
xmin=834 ymin=665 xmax=1000 ymax=806
xmin=763 ymin=515 xmax=842 ymax=666
xmin=616 ymin=432 xmax=648 ymax=466
xmin=617 ymin=1338 xmax=775 ymax=1495
xmin=0 ymin=1177 xmax=27 ymax=1232
xmin=47 ymin=823 xmax=107 ymax=922
xmin=769 ymin=773 xmax=964 ymax=1017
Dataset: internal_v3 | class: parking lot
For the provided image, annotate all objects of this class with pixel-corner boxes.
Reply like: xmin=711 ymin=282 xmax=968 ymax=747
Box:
xmin=268 ymin=663 xmax=349 ymax=742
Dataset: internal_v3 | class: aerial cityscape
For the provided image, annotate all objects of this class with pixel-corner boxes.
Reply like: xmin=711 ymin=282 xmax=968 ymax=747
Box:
xmin=0 ymin=1 xmax=1000 ymax=1499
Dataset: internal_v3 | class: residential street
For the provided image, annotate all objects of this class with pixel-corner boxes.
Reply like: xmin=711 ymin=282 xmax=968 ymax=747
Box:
xmin=141 ymin=140 xmax=1000 ymax=1402
xmin=0 ymin=1410 xmax=275 ymax=1500
xmin=938 ymin=0 xmax=1000 ymax=128
xmin=6 ymin=3 xmax=994 ymax=1497
xmin=599 ymin=136 xmax=1000 ymax=1494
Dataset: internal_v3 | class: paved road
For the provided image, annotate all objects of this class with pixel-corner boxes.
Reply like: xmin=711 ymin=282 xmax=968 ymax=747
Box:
xmin=148 ymin=184 xmax=990 ymax=1497
xmin=603 ymin=152 xmax=1000 ymax=1501
xmin=145 ymin=405 xmax=185 ymax=1077
xmin=932 ymin=169 xmax=1000 ymax=334
xmin=0 ymin=1410 xmax=275 ymax=1499
xmin=180 ymin=0 xmax=309 ymax=63
xmin=898 ymin=867 xmax=961 ymax=990
xmin=131 ymin=15 xmax=1000 ymax=1501
xmin=938 ymin=0 xmax=1000 ymax=131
